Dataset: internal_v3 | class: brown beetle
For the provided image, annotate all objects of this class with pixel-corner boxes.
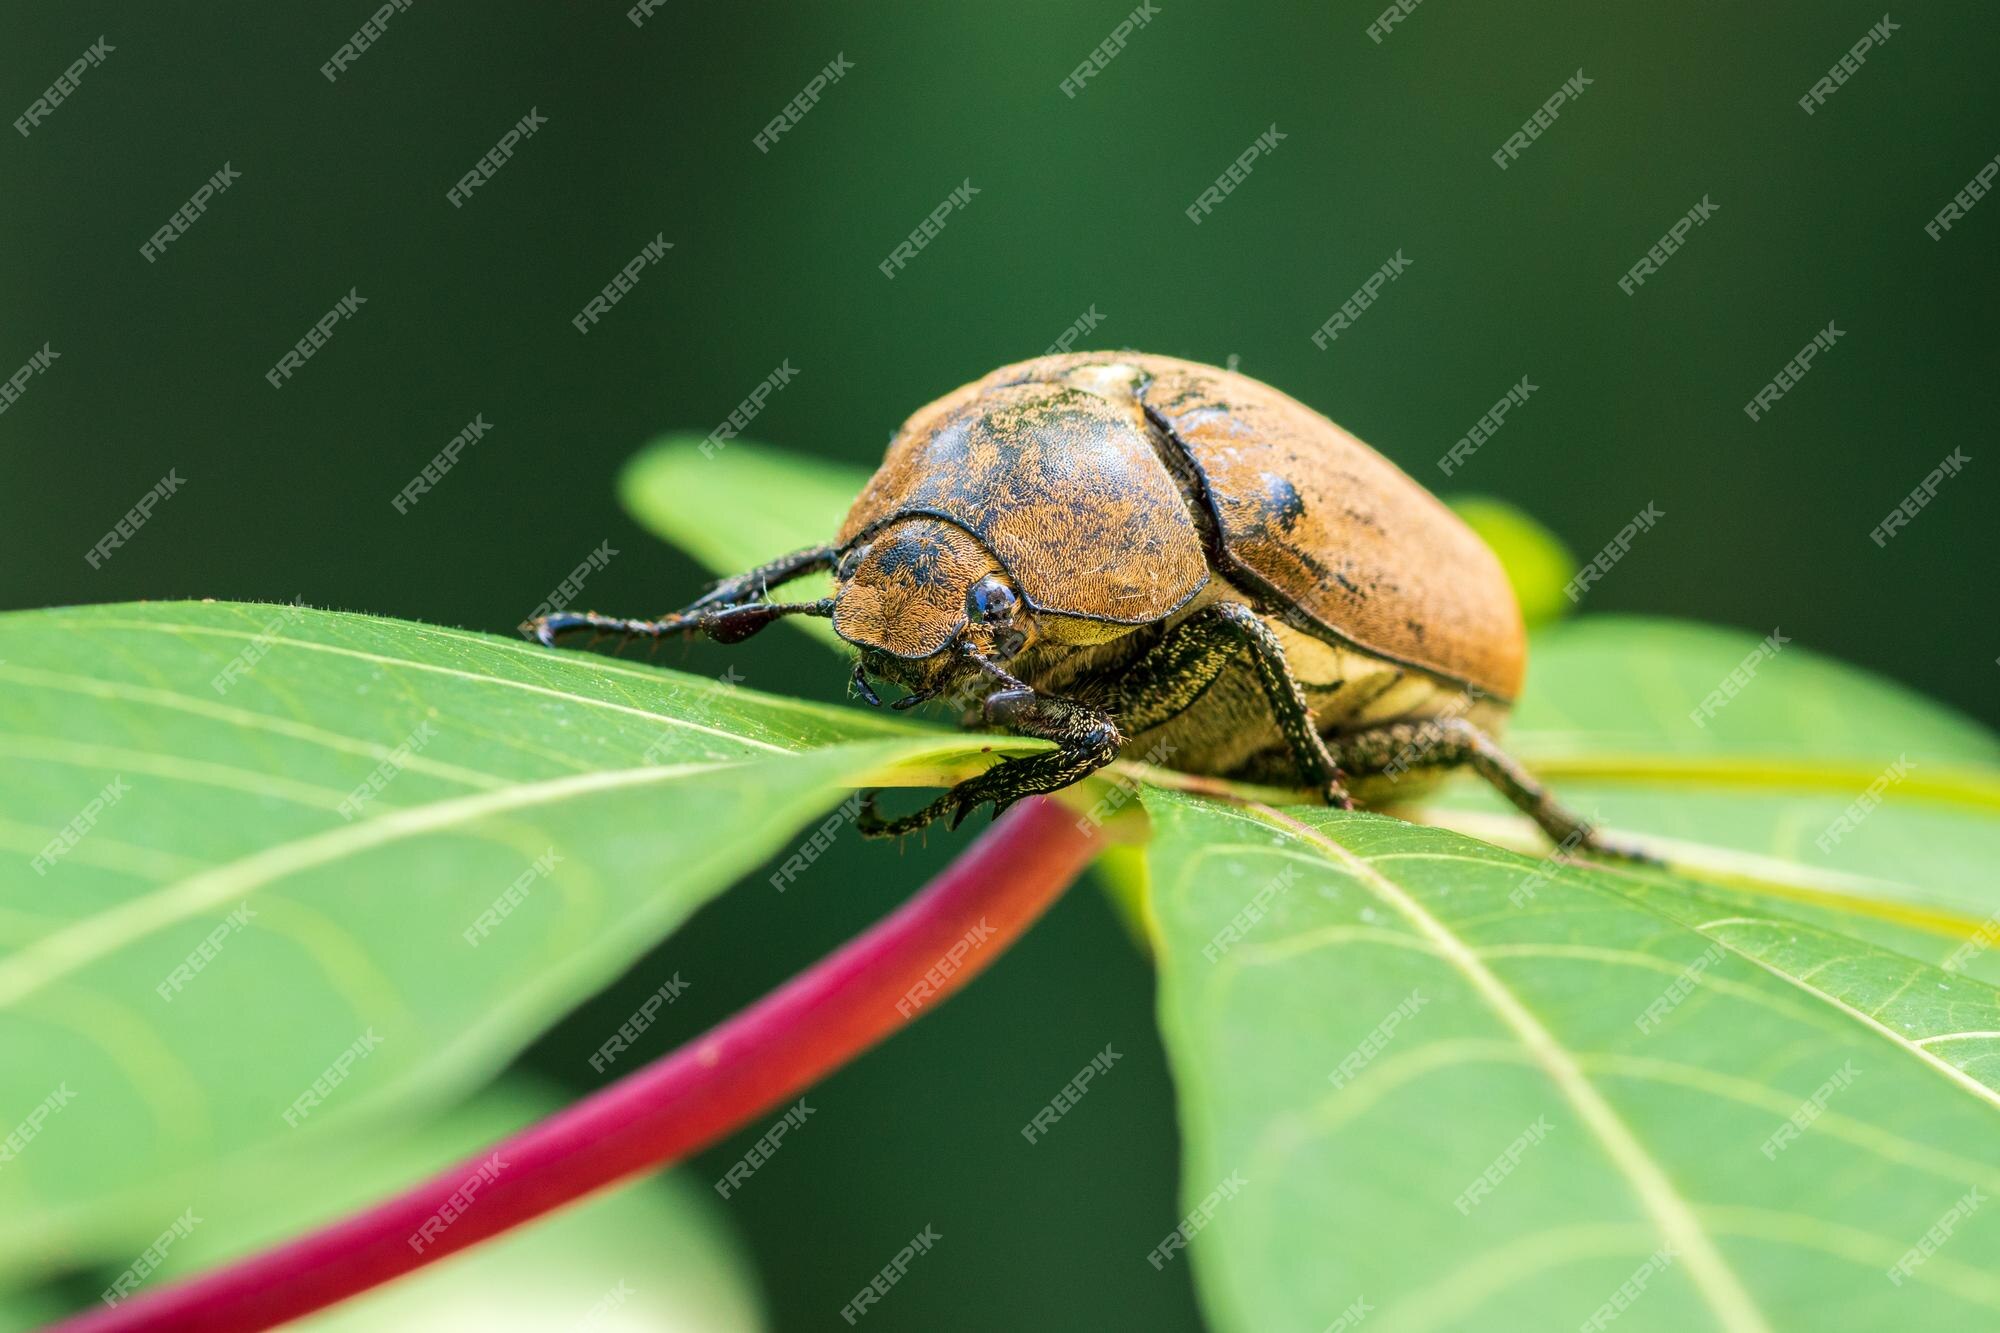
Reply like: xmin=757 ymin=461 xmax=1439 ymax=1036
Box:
xmin=535 ymin=352 xmax=1616 ymax=850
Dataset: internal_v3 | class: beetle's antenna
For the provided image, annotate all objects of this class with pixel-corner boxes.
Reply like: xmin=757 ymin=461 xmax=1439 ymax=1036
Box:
xmin=960 ymin=645 xmax=1032 ymax=696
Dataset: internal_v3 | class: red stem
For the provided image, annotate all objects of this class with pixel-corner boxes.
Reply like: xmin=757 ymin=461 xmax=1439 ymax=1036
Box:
xmin=53 ymin=796 xmax=1102 ymax=1333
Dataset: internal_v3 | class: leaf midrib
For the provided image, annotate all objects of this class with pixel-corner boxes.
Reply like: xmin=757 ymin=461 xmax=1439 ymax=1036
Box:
xmin=1696 ymin=922 xmax=2000 ymax=1113
xmin=0 ymin=759 xmax=740 ymax=1008
xmin=1517 ymin=750 xmax=2000 ymax=811
xmin=1235 ymin=800 xmax=1775 ymax=1333
xmin=27 ymin=617 xmax=795 ymax=755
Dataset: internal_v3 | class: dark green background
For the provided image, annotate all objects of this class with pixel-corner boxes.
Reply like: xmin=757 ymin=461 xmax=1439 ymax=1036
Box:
xmin=5 ymin=2 xmax=1995 ymax=1328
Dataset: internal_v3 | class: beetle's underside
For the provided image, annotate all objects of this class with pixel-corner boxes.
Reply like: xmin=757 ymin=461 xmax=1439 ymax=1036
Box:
xmin=531 ymin=353 xmax=1625 ymax=856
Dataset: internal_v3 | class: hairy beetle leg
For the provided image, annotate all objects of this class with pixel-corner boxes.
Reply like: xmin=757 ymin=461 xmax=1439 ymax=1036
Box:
xmin=526 ymin=609 xmax=686 ymax=647
xmin=856 ymin=787 xmax=978 ymax=840
xmin=527 ymin=599 xmax=834 ymax=649
xmin=1086 ymin=601 xmax=1356 ymax=809
xmin=530 ymin=544 xmax=839 ymax=649
xmin=858 ymin=695 xmax=1122 ymax=840
xmin=688 ymin=543 xmax=837 ymax=611
xmin=1327 ymin=717 xmax=1656 ymax=863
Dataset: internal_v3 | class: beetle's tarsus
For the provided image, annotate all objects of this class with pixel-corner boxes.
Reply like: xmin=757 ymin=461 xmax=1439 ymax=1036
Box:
xmin=525 ymin=609 xmax=688 ymax=647
xmin=861 ymin=788 xmax=1001 ymax=838
xmin=533 ymin=545 xmax=838 ymax=656
xmin=1321 ymin=717 xmax=1636 ymax=861
xmin=856 ymin=788 xmax=957 ymax=840
xmin=855 ymin=789 xmax=898 ymax=837
xmin=1576 ymin=830 xmax=1661 ymax=866
xmin=532 ymin=597 xmax=834 ymax=654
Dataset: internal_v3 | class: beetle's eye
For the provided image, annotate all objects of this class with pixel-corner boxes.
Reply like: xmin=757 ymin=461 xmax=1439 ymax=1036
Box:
xmin=836 ymin=546 xmax=868 ymax=580
xmin=966 ymin=575 xmax=1019 ymax=622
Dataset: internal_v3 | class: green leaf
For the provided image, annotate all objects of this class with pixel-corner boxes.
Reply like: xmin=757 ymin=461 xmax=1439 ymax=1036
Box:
xmin=0 ymin=599 xmax=990 ymax=1283
xmin=620 ymin=435 xmax=867 ymax=650
xmin=1143 ymin=615 xmax=2000 ymax=1333
xmin=0 ymin=1289 xmax=67 ymax=1333
xmin=1145 ymin=792 xmax=2000 ymax=1333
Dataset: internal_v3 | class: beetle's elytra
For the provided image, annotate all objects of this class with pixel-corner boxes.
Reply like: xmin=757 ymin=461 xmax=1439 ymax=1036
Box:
xmin=535 ymin=352 xmax=1616 ymax=850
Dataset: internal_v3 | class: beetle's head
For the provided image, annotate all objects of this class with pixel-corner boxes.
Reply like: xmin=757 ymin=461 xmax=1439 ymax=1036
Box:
xmin=832 ymin=517 xmax=1030 ymax=708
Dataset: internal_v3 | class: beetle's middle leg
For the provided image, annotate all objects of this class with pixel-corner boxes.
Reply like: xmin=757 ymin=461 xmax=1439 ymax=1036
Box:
xmin=1092 ymin=601 xmax=1355 ymax=809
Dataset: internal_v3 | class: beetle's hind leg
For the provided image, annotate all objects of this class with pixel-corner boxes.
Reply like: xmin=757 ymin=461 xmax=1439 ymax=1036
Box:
xmin=1328 ymin=717 xmax=1652 ymax=861
xmin=527 ymin=543 xmax=836 ymax=648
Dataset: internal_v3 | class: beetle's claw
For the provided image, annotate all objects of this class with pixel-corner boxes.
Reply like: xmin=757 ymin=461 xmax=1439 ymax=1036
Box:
xmin=855 ymin=788 xmax=892 ymax=836
xmin=1579 ymin=830 xmax=1661 ymax=866
xmin=945 ymin=796 xmax=982 ymax=832
xmin=857 ymin=788 xmax=929 ymax=840
xmin=857 ymin=785 xmax=986 ymax=839
xmin=526 ymin=611 xmax=587 ymax=647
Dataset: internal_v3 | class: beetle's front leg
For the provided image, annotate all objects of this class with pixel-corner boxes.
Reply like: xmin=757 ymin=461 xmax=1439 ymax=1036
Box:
xmin=857 ymin=692 xmax=1122 ymax=839
xmin=528 ymin=543 xmax=836 ymax=647
xmin=686 ymin=543 xmax=838 ymax=611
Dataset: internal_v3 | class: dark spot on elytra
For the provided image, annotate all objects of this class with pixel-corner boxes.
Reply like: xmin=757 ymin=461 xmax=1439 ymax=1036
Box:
xmin=1258 ymin=471 xmax=1306 ymax=532
xmin=1151 ymin=385 xmax=1211 ymax=412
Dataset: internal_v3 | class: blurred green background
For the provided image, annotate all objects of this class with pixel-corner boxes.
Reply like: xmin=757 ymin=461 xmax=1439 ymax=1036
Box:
xmin=4 ymin=2 xmax=1995 ymax=1328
